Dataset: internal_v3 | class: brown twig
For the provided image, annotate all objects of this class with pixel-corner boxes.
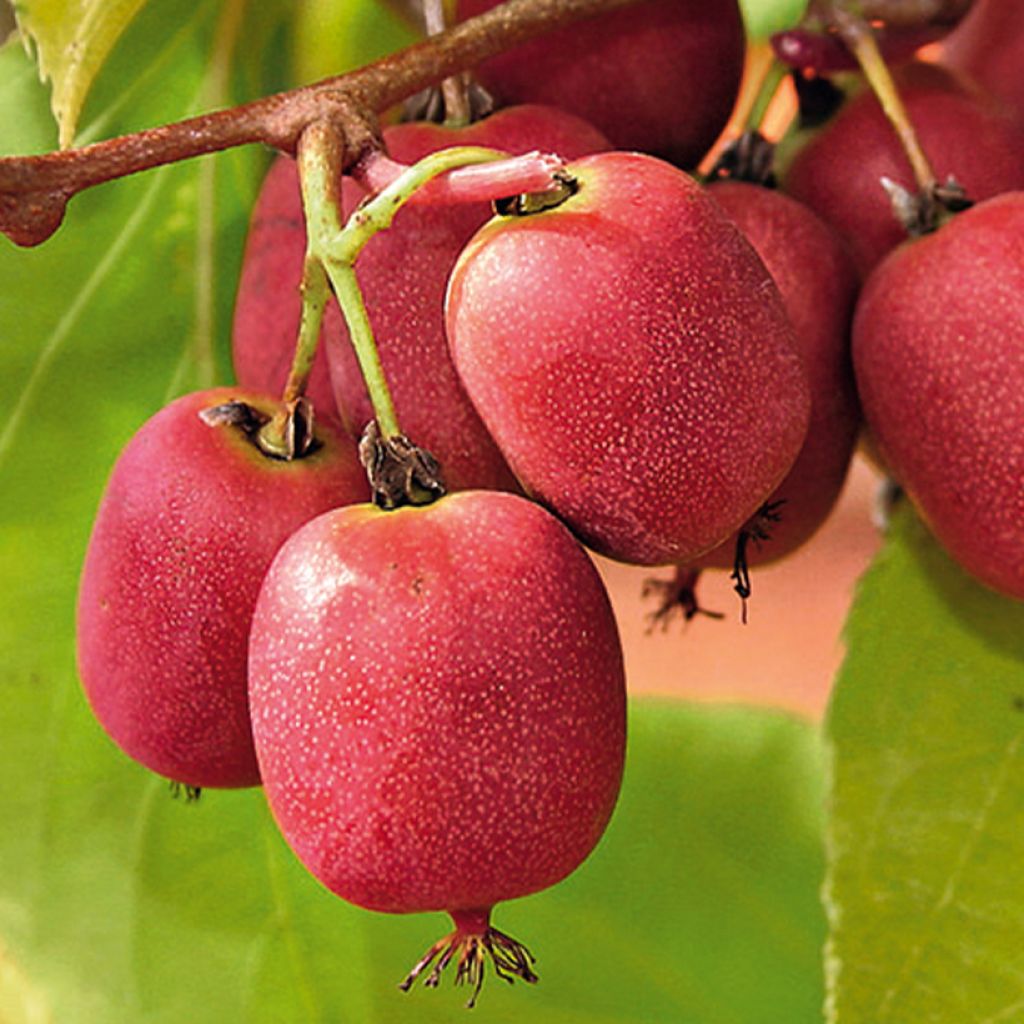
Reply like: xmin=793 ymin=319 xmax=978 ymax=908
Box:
xmin=0 ymin=0 xmax=633 ymax=247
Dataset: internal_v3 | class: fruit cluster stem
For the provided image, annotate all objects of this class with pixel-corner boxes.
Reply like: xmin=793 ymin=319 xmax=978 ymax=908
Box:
xmin=295 ymin=121 xmax=562 ymax=441
xmin=282 ymin=256 xmax=331 ymax=405
xmin=828 ymin=5 xmax=937 ymax=192
xmin=293 ymin=120 xmax=402 ymax=439
xmin=745 ymin=56 xmax=789 ymax=136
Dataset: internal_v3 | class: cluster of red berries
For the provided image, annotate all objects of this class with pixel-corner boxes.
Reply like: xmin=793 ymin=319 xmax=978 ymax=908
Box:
xmin=76 ymin=0 xmax=1024 ymax=1005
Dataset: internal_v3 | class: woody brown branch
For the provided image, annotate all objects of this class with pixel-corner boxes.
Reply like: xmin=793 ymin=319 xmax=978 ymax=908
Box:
xmin=0 ymin=0 xmax=634 ymax=247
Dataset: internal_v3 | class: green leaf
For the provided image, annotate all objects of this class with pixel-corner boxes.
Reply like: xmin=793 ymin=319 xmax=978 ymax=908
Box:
xmin=0 ymin=679 xmax=826 ymax=1022
xmin=14 ymin=0 xmax=151 ymax=147
xmin=0 ymin=0 xmax=291 ymax=636
xmin=739 ymin=0 xmax=806 ymax=41
xmin=826 ymin=505 xmax=1024 ymax=1023
xmin=291 ymin=0 xmax=419 ymax=86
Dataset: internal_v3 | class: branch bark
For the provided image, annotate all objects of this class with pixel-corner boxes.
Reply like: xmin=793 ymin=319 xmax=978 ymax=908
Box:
xmin=0 ymin=0 xmax=634 ymax=246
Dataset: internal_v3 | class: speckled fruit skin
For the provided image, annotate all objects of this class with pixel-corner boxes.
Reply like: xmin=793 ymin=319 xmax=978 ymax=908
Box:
xmin=249 ymin=490 xmax=626 ymax=914
xmin=458 ymin=0 xmax=745 ymax=169
xmin=697 ymin=181 xmax=861 ymax=569
xmin=234 ymin=105 xmax=609 ymax=492
xmin=76 ymin=388 xmax=369 ymax=788
xmin=783 ymin=62 xmax=1024 ymax=279
xmin=853 ymin=192 xmax=1024 ymax=600
xmin=446 ymin=152 xmax=812 ymax=567
xmin=326 ymin=105 xmax=610 ymax=492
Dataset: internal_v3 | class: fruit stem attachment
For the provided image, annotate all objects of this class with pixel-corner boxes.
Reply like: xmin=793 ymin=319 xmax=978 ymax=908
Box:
xmin=705 ymin=51 xmax=787 ymax=185
xmin=826 ymin=5 xmax=936 ymax=193
xmin=255 ymin=253 xmax=331 ymax=458
xmin=293 ymin=123 xmax=569 ymax=505
xmin=399 ymin=908 xmax=538 ymax=1008
xmin=299 ymin=123 xmax=563 ymax=443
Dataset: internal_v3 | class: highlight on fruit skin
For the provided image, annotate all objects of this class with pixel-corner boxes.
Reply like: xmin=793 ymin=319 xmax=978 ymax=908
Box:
xmin=782 ymin=61 xmax=1024 ymax=278
xmin=248 ymin=489 xmax=627 ymax=1004
xmin=446 ymin=151 xmax=811 ymax=568
xmin=852 ymin=191 xmax=1024 ymax=600
xmin=75 ymin=387 xmax=368 ymax=790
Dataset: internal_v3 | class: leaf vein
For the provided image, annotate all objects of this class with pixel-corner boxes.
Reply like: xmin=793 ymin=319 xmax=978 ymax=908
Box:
xmin=876 ymin=729 xmax=1024 ymax=1020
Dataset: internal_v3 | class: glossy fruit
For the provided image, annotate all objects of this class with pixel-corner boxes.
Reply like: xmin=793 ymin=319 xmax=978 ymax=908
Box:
xmin=447 ymin=152 xmax=811 ymax=567
xmin=326 ymin=104 xmax=610 ymax=491
xmin=783 ymin=61 xmax=1024 ymax=277
xmin=249 ymin=490 xmax=626 ymax=997
xmin=76 ymin=388 xmax=369 ymax=789
xmin=853 ymin=192 xmax=1024 ymax=599
xmin=457 ymin=0 xmax=745 ymax=168
xmin=696 ymin=181 xmax=860 ymax=570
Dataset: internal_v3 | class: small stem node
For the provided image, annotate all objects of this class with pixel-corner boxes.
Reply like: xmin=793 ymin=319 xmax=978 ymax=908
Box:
xmin=399 ymin=909 xmax=537 ymax=1008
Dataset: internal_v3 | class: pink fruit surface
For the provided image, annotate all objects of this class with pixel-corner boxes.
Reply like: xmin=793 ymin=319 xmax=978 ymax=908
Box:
xmin=853 ymin=192 xmax=1024 ymax=599
xmin=458 ymin=0 xmax=745 ymax=168
xmin=783 ymin=61 xmax=1024 ymax=278
xmin=697 ymin=181 xmax=860 ymax=569
xmin=447 ymin=152 xmax=811 ymax=567
xmin=326 ymin=104 xmax=611 ymax=492
xmin=76 ymin=388 xmax=369 ymax=788
xmin=248 ymin=490 xmax=626 ymax=915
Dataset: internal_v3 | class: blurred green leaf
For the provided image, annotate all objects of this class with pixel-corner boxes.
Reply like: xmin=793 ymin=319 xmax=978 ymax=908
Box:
xmin=0 ymin=0 xmax=290 ymax=683
xmin=739 ymin=0 xmax=806 ymax=41
xmin=826 ymin=505 xmax=1024 ymax=1023
xmin=0 ymin=677 xmax=826 ymax=1023
xmin=14 ymin=0 xmax=150 ymax=147
xmin=291 ymin=0 xmax=419 ymax=86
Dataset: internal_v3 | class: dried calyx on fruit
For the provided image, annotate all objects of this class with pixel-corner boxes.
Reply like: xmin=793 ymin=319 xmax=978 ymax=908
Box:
xmin=248 ymin=490 xmax=627 ymax=1005
xmin=399 ymin=909 xmax=538 ymax=1006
